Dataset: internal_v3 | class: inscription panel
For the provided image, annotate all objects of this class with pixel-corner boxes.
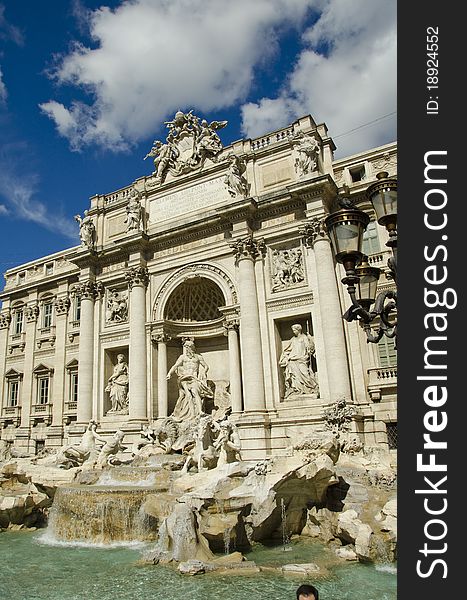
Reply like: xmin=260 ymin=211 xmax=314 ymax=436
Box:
xmin=149 ymin=176 xmax=230 ymax=224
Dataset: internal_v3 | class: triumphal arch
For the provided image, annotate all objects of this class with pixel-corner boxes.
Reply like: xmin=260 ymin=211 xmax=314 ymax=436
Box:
xmin=0 ymin=111 xmax=397 ymax=458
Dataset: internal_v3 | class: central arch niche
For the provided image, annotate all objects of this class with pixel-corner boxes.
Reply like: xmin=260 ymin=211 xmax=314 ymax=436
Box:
xmin=164 ymin=276 xmax=225 ymax=323
xmin=159 ymin=275 xmax=231 ymax=417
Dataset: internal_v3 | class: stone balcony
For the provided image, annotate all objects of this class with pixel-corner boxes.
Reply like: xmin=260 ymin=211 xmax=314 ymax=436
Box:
xmin=63 ymin=401 xmax=77 ymax=425
xmin=37 ymin=325 xmax=56 ymax=349
xmin=30 ymin=403 xmax=53 ymax=426
xmin=367 ymin=366 xmax=397 ymax=402
xmin=8 ymin=331 xmax=26 ymax=354
xmin=0 ymin=405 xmax=21 ymax=427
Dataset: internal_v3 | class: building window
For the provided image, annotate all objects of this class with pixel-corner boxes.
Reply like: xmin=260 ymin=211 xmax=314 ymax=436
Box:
xmin=70 ymin=372 xmax=78 ymax=404
xmin=38 ymin=377 xmax=50 ymax=405
xmin=377 ymin=335 xmax=397 ymax=367
xmin=14 ymin=310 xmax=24 ymax=335
xmin=386 ymin=422 xmax=397 ymax=450
xmin=362 ymin=221 xmax=381 ymax=256
xmin=43 ymin=302 xmax=53 ymax=328
xmin=35 ymin=440 xmax=45 ymax=455
xmin=349 ymin=165 xmax=366 ymax=183
xmin=74 ymin=296 xmax=81 ymax=322
xmin=8 ymin=380 xmax=19 ymax=407
xmin=45 ymin=263 xmax=54 ymax=276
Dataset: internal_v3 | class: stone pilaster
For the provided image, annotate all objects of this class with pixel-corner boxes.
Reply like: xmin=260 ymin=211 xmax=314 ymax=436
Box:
xmin=230 ymin=237 xmax=266 ymax=413
xmin=0 ymin=311 xmax=11 ymax=419
xmin=301 ymin=218 xmax=352 ymax=403
xmin=125 ymin=267 xmax=149 ymax=422
xmin=223 ymin=318 xmax=242 ymax=414
xmin=152 ymin=332 xmax=171 ymax=419
xmin=50 ymin=294 xmax=70 ymax=433
xmin=74 ymin=281 xmax=99 ymax=425
xmin=19 ymin=302 xmax=39 ymax=433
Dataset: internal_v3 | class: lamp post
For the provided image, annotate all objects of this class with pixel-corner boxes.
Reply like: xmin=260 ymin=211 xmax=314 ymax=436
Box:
xmin=325 ymin=171 xmax=397 ymax=344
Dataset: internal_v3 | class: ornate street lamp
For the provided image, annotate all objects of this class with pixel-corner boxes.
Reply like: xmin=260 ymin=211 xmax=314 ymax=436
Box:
xmin=325 ymin=172 xmax=397 ymax=344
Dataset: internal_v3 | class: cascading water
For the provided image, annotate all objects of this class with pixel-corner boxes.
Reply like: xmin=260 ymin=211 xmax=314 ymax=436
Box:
xmin=280 ymin=497 xmax=291 ymax=551
xmin=46 ymin=485 xmax=158 ymax=544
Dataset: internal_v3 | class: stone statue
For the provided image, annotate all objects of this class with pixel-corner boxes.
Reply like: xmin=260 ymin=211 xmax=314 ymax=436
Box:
xmin=96 ymin=430 xmax=126 ymax=467
xmin=144 ymin=138 xmax=179 ymax=184
xmin=56 ymin=420 xmax=106 ymax=468
xmin=139 ymin=418 xmax=179 ymax=454
xmin=74 ymin=210 xmax=96 ymax=250
xmin=144 ymin=111 xmax=228 ymax=185
xmin=291 ymin=132 xmax=320 ymax=177
xmin=213 ymin=419 xmax=241 ymax=467
xmin=271 ymin=248 xmax=305 ymax=290
xmin=224 ymin=154 xmax=248 ymax=198
xmin=124 ymin=188 xmax=144 ymax=232
xmin=167 ymin=339 xmax=213 ymax=421
xmin=105 ymin=289 xmax=128 ymax=323
xmin=279 ymin=324 xmax=319 ymax=398
xmin=181 ymin=414 xmax=218 ymax=473
xmin=105 ymin=354 xmax=129 ymax=414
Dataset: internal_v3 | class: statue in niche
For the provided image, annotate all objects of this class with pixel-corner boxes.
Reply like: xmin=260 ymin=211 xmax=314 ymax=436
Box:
xmin=105 ymin=354 xmax=129 ymax=414
xmin=167 ymin=339 xmax=214 ymax=421
xmin=74 ymin=210 xmax=96 ymax=250
xmin=125 ymin=188 xmax=144 ymax=232
xmin=279 ymin=324 xmax=319 ymax=398
xmin=96 ymin=430 xmax=126 ymax=467
xmin=271 ymin=248 xmax=305 ymax=291
xmin=106 ymin=289 xmax=128 ymax=323
xmin=224 ymin=154 xmax=248 ymax=198
xmin=291 ymin=132 xmax=320 ymax=177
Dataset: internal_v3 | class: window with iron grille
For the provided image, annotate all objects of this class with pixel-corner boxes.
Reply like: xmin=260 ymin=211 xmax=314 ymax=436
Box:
xmin=386 ymin=422 xmax=397 ymax=449
xmin=35 ymin=440 xmax=45 ymax=455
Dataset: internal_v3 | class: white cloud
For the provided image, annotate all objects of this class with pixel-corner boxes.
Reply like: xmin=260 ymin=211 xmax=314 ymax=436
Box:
xmin=241 ymin=0 xmax=396 ymax=157
xmin=40 ymin=0 xmax=316 ymax=151
xmin=0 ymin=164 xmax=77 ymax=240
xmin=0 ymin=66 xmax=6 ymax=103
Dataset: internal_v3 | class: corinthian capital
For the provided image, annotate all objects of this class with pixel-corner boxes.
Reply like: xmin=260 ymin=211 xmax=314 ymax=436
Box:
xmin=72 ymin=280 xmax=102 ymax=301
xmin=125 ymin=266 xmax=149 ymax=289
xmin=229 ymin=237 xmax=266 ymax=262
xmin=54 ymin=295 xmax=71 ymax=316
xmin=299 ymin=217 xmax=328 ymax=248
xmin=25 ymin=303 xmax=40 ymax=322
xmin=0 ymin=311 xmax=11 ymax=329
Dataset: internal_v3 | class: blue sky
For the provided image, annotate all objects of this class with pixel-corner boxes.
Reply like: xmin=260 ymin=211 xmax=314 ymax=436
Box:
xmin=0 ymin=0 xmax=396 ymax=284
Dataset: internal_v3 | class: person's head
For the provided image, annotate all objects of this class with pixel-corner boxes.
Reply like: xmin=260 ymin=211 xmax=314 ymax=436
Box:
xmin=291 ymin=324 xmax=303 ymax=336
xmin=116 ymin=353 xmax=125 ymax=362
xmin=296 ymin=584 xmax=319 ymax=600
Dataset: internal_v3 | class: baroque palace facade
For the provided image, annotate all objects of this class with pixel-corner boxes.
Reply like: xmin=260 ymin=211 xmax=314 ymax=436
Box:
xmin=0 ymin=112 xmax=397 ymax=459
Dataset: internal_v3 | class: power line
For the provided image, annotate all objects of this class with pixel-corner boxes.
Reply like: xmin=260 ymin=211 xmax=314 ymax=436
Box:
xmin=333 ymin=111 xmax=397 ymax=140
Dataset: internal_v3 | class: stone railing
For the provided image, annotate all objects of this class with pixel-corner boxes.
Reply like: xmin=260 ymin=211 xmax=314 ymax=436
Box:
xmin=104 ymin=186 xmax=134 ymax=206
xmin=367 ymin=366 xmax=397 ymax=402
xmin=367 ymin=251 xmax=392 ymax=267
xmin=30 ymin=403 xmax=52 ymax=425
xmin=251 ymin=126 xmax=295 ymax=151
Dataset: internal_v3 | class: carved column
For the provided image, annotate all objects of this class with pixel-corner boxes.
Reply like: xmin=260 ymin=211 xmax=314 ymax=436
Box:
xmin=230 ymin=237 xmax=266 ymax=413
xmin=223 ymin=318 xmax=242 ymax=414
xmin=125 ymin=267 xmax=149 ymax=422
xmin=0 ymin=312 xmax=11 ymax=421
xmin=301 ymin=219 xmax=352 ymax=403
xmin=152 ymin=333 xmax=171 ymax=419
xmin=75 ymin=281 xmax=98 ymax=424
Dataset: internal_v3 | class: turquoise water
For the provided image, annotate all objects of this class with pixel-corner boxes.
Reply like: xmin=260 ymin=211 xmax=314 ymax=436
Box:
xmin=0 ymin=531 xmax=396 ymax=600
